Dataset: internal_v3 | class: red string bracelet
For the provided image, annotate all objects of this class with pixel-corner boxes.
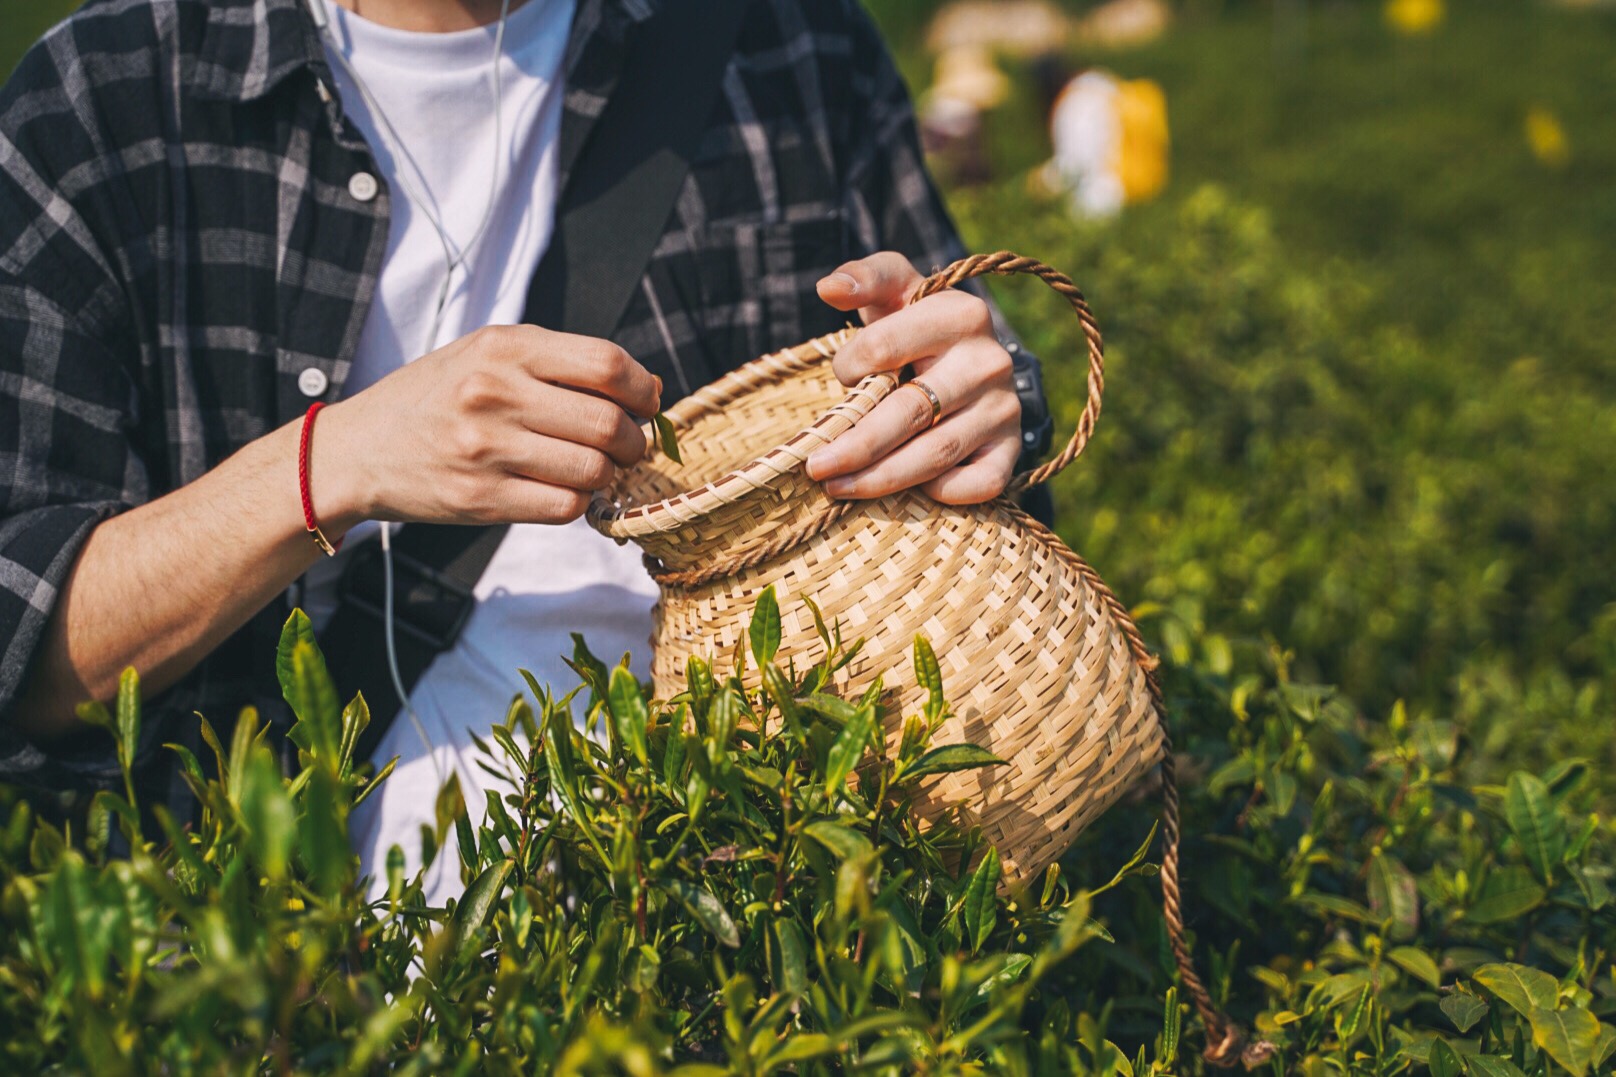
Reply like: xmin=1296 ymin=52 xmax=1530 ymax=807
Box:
xmin=298 ymin=402 xmax=342 ymax=556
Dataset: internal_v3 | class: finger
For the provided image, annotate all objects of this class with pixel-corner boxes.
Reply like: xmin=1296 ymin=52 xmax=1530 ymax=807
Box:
xmin=820 ymin=395 xmax=1016 ymax=500
xmin=489 ymin=325 xmax=663 ymax=417
xmin=524 ymin=383 xmax=648 ymax=468
xmin=502 ymin=433 xmax=619 ymax=493
xmin=807 ymin=337 xmax=1009 ymax=481
xmin=484 ymin=476 xmax=594 ymax=525
xmin=816 ymin=251 xmax=924 ymax=324
xmin=923 ymin=434 xmax=1020 ymax=505
xmin=829 ymin=291 xmax=998 ymax=385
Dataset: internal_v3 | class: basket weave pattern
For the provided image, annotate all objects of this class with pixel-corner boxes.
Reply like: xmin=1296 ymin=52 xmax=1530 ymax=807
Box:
xmin=588 ymin=254 xmax=1164 ymax=885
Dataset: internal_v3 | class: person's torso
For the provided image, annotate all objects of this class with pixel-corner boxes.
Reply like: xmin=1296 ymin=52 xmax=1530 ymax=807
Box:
xmin=298 ymin=0 xmax=661 ymax=901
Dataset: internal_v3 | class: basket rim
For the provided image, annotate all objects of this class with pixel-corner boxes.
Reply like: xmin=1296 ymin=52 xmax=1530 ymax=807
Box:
xmin=586 ymin=326 xmax=892 ymax=540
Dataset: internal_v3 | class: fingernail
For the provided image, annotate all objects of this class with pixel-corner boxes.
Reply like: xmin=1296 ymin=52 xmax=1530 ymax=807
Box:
xmin=653 ymin=375 xmax=663 ymax=395
xmin=824 ymin=478 xmax=851 ymax=498
xmin=823 ymin=272 xmax=859 ymax=295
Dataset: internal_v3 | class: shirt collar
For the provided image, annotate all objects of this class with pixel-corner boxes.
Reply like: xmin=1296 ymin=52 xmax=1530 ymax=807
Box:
xmin=187 ymin=0 xmax=657 ymax=105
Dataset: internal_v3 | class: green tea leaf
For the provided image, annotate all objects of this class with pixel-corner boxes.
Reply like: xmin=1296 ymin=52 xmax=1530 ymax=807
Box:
xmin=1474 ymin=963 xmax=1558 ymax=1018
xmin=761 ymin=662 xmax=801 ymax=733
xmin=912 ymin=635 xmax=944 ymax=721
xmin=763 ymin=1034 xmax=838 ymax=1067
xmin=1594 ymin=1023 xmax=1616 ymax=1069
xmin=1506 ymin=772 xmax=1566 ymax=884
xmin=686 ymin=656 xmax=715 ymax=717
xmin=962 ymin=846 xmax=1001 ymax=953
xmin=300 ymin=765 xmax=351 ymax=897
xmin=1566 ymin=863 xmax=1611 ymax=911
xmin=653 ymin=411 xmax=682 ymax=464
xmin=337 ymin=693 xmax=370 ymax=773
xmin=1366 ymin=850 xmax=1419 ymax=940
xmin=607 ymin=663 xmax=650 ymax=766
xmin=824 ymin=702 xmax=875 ymax=799
xmin=749 ymin=585 xmax=781 ymax=667
xmin=239 ymin=746 xmax=295 ymax=880
xmin=1387 ymin=945 xmax=1441 ymax=989
xmin=1529 ymin=1006 xmax=1600 ymax=1077
xmin=1092 ymin=821 xmax=1159 ymax=897
xmin=902 ymin=744 xmax=1007 ymax=783
xmin=1161 ymin=986 xmax=1181 ymax=1063
xmin=1296 ymin=893 xmax=1380 ymax=924
xmin=567 ymin=635 xmax=611 ymax=705
xmin=771 ymin=918 xmax=808 ymax=998
xmin=276 ymin=609 xmax=319 ymax=715
xmin=660 ymin=879 xmax=740 ymax=948
xmin=1466 ymin=866 xmax=1546 ymax=924
xmin=114 ymin=667 xmax=140 ymax=777
xmin=452 ymin=858 xmax=515 ymax=955
xmin=286 ymin=639 xmax=341 ymax=767
xmin=1463 ymin=1058 xmax=1526 ymax=1077
xmin=804 ymin=820 xmax=873 ymax=861
xmin=1427 ymin=1038 xmax=1463 ymax=1077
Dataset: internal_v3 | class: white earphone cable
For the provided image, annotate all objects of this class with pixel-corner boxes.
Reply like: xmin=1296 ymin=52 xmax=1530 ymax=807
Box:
xmin=305 ymin=0 xmax=514 ymax=786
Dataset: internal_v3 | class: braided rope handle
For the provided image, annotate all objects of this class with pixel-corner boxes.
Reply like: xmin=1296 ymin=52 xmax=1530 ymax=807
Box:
xmin=906 ymin=251 xmax=1105 ymax=495
xmin=1001 ymin=503 xmax=1273 ymax=1070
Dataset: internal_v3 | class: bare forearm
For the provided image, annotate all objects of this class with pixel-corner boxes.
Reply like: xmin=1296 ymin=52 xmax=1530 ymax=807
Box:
xmin=11 ymin=323 xmax=664 ymax=743
xmin=12 ymin=417 xmax=359 ymax=740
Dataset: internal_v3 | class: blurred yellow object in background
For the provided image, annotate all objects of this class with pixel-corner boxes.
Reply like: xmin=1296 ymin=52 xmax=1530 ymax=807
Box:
xmin=1047 ymin=71 xmax=1170 ymax=218
xmin=1385 ymin=0 xmax=1445 ymax=36
xmin=1525 ymin=106 xmax=1572 ymax=169
xmin=1115 ymin=78 xmax=1170 ymax=204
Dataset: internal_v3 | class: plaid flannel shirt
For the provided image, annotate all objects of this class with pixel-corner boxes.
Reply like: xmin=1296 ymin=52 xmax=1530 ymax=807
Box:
xmin=0 ymin=0 xmax=1051 ymax=813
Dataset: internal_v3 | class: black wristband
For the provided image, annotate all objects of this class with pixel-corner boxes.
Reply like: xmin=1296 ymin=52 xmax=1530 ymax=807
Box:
xmin=1005 ymin=340 xmax=1055 ymax=469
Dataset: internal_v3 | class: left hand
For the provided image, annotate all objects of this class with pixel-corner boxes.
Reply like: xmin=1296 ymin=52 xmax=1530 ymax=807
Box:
xmin=804 ymin=252 xmax=1021 ymax=505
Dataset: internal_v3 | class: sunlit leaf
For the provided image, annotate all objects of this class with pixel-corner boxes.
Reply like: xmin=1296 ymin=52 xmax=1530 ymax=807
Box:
xmin=1387 ymin=945 xmax=1441 ymax=989
xmin=607 ymin=663 xmax=650 ymax=766
xmin=749 ymin=585 xmax=781 ymax=668
xmin=1474 ymin=963 xmax=1558 ymax=1017
xmin=653 ymin=411 xmax=682 ymax=464
xmin=962 ymin=847 xmax=1001 ymax=953
xmin=1529 ymin=1006 xmax=1600 ymax=1077
xmin=901 ymin=744 xmax=1007 ymax=783
xmin=452 ymin=859 xmax=515 ymax=956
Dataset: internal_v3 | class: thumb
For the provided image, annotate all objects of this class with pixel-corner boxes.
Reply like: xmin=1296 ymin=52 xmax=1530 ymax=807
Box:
xmin=816 ymin=251 xmax=924 ymax=324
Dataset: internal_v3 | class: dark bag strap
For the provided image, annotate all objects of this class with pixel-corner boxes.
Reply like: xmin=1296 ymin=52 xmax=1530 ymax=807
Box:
xmin=323 ymin=0 xmax=751 ymax=764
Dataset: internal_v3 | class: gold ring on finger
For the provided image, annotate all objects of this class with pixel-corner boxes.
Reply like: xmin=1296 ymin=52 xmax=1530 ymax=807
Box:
xmin=904 ymin=378 xmax=943 ymax=429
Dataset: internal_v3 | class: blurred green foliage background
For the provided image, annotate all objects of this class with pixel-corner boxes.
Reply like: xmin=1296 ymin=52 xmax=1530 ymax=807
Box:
xmin=4 ymin=0 xmax=1613 ymax=790
xmin=861 ymin=0 xmax=1616 ymax=792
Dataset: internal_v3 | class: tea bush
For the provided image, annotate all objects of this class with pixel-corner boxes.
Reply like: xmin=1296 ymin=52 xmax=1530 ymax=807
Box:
xmin=865 ymin=0 xmax=1616 ymax=794
xmin=951 ymin=186 xmax=1616 ymax=794
xmin=2 ymin=594 xmax=1613 ymax=1074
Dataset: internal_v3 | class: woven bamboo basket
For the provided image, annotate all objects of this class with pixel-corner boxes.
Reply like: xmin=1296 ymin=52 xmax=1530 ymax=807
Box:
xmin=589 ymin=252 xmax=1262 ymax=1066
xmin=589 ymin=251 xmax=1158 ymax=880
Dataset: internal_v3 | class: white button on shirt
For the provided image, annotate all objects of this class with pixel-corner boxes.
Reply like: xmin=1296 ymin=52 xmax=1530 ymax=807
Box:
xmin=347 ymin=171 xmax=380 ymax=202
xmin=305 ymin=0 xmax=656 ymax=911
xmin=297 ymin=367 xmax=330 ymax=397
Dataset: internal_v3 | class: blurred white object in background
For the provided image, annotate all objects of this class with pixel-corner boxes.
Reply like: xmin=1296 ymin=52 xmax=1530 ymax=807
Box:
xmin=1045 ymin=70 xmax=1170 ymax=219
xmin=919 ymin=45 xmax=1011 ymax=186
xmin=926 ymin=0 xmax=1070 ymax=57
xmin=1076 ymin=0 xmax=1172 ymax=49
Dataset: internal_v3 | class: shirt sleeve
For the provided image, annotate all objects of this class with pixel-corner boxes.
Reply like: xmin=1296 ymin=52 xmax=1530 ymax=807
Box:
xmin=0 ymin=37 xmax=151 ymax=785
xmin=839 ymin=6 xmax=1055 ymax=467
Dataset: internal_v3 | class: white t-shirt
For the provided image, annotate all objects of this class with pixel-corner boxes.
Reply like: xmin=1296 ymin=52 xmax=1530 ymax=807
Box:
xmin=305 ymin=0 xmax=659 ymax=904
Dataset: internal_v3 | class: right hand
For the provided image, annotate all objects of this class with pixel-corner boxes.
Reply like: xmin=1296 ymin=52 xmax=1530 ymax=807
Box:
xmin=313 ymin=325 xmax=662 ymax=531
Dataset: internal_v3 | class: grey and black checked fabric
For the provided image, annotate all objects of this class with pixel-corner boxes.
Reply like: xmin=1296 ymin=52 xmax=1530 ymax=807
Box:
xmin=0 ymin=0 xmax=1051 ymax=811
